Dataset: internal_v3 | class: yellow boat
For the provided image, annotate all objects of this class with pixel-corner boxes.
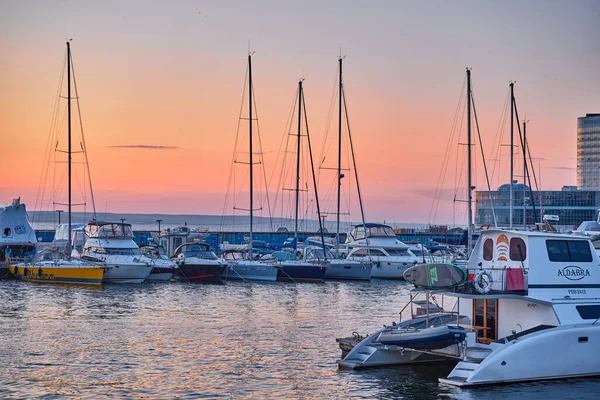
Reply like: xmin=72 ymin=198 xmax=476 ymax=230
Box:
xmin=8 ymin=250 xmax=104 ymax=286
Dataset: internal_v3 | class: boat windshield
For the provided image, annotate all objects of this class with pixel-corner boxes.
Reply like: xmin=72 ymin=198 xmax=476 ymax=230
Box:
xmin=577 ymin=221 xmax=600 ymax=232
xmin=384 ymin=248 xmax=412 ymax=257
xmin=86 ymin=223 xmax=133 ymax=239
xmin=88 ymin=247 xmax=141 ymax=256
xmin=222 ymin=251 xmax=245 ymax=260
xmin=306 ymin=248 xmax=333 ymax=260
xmin=33 ymin=249 xmax=69 ymax=262
xmin=351 ymin=225 xmax=396 ymax=240
xmin=177 ymin=244 xmax=216 ymax=259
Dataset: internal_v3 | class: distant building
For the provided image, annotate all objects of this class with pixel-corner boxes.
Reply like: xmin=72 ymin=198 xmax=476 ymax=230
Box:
xmin=578 ymin=113 xmax=600 ymax=190
xmin=475 ymin=184 xmax=600 ymax=230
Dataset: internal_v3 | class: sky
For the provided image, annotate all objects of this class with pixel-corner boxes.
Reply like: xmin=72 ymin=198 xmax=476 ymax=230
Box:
xmin=1 ymin=0 xmax=599 ymax=227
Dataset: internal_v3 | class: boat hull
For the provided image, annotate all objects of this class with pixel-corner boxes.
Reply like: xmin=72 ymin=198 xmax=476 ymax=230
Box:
xmin=225 ymin=262 xmax=278 ymax=282
xmin=276 ymin=262 xmax=327 ymax=283
xmin=370 ymin=261 xmax=414 ymax=279
xmin=325 ymin=260 xmax=372 ymax=281
xmin=442 ymin=324 xmax=600 ymax=387
xmin=8 ymin=264 xmax=104 ymax=286
xmin=175 ymin=263 xmax=226 ymax=283
xmin=146 ymin=269 xmax=175 ymax=282
xmin=103 ymin=263 xmax=152 ymax=284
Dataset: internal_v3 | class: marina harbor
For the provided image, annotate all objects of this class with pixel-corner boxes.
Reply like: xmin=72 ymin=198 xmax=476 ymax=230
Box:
xmin=2 ymin=2 xmax=599 ymax=398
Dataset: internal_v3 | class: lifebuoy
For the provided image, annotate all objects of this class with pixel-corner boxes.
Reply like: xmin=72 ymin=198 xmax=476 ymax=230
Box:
xmin=473 ymin=270 xmax=493 ymax=293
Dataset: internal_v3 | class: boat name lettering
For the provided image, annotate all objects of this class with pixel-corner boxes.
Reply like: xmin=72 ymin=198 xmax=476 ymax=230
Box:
xmin=527 ymin=303 xmax=539 ymax=309
xmin=568 ymin=289 xmax=587 ymax=295
xmin=558 ymin=266 xmax=590 ymax=281
xmin=14 ymin=225 xmax=27 ymax=234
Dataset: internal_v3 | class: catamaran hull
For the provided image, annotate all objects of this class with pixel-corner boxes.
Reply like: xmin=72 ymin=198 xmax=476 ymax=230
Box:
xmin=325 ymin=260 xmax=372 ymax=281
xmin=441 ymin=324 xmax=600 ymax=387
xmin=103 ymin=263 xmax=152 ymax=284
xmin=225 ymin=263 xmax=278 ymax=282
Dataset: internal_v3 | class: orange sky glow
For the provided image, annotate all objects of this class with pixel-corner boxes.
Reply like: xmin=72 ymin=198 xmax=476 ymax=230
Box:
xmin=1 ymin=1 xmax=599 ymax=226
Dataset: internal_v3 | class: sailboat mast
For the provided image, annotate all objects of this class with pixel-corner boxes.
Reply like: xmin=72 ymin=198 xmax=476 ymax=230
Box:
xmin=466 ymin=68 xmax=473 ymax=255
xmin=523 ymin=120 xmax=527 ymax=228
xmin=294 ymin=80 xmax=302 ymax=239
xmin=248 ymin=54 xmax=254 ymax=252
xmin=509 ymin=82 xmax=514 ymax=229
xmin=336 ymin=57 xmax=342 ymax=256
xmin=67 ymin=40 xmax=72 ymax=253
xmin=302 ymin=87 xmax=327 ymax=259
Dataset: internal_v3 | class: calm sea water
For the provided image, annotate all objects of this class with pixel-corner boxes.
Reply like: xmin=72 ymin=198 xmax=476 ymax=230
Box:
xmin=1 ymin=280 xmax=598 ymax=399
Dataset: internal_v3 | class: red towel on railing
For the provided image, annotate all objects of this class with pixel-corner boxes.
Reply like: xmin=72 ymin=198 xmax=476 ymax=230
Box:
xmin=507 ymin=268 xmax=525 ymax=291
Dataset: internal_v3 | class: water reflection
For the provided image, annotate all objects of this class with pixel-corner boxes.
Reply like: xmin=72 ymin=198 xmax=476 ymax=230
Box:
xmin=1 ymin=280 xmax=599 ymax=399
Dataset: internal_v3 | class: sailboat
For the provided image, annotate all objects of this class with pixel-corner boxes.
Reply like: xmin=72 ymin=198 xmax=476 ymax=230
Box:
xmin=8 ymin=41 xmax=104 ymax=286
xmin=319 ymin=57 xmax=374 ymax=280
xmin=223 ymin=53 xmax=278 ymax=282
xmin=269 ymin=79 xmax=327 ymax=282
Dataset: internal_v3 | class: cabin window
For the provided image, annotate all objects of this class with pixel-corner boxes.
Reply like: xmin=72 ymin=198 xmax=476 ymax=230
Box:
xmin=576 ymin=305 xmax=600 ymax=320
xmin=509 ymin=238 xmax=527 ymax=261
xmin=546 ymin=240 xmax=592 ymax=262
xmin=483 ymin=238 xmax=493 ymax=261
xmin=567 ymin=241 xmax=593 ymax=262
xmin=3 ymin=228 xmax=11 ymax=237
xmin=369 ymin=249 xmax=386 ymax=256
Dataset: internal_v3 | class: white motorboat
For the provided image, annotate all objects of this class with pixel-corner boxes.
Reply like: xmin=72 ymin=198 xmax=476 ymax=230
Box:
xmin=338 ymin=228 xmax=600 ymax=387
xmin=345 ymin=224 xmax=419 ymax=279
xmin=75 ymin=221 xmax=153 ymax=284
xmin=296 ymin=245 xmax=372 ymax=281
xmin=140 ymin=244 xmax=178 ymax=282
xmin=222 ymin=250 xmax=278 ymax=282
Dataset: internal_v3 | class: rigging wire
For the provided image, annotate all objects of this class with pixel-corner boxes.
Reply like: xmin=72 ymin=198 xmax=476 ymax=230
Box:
xmin=428 ymin=75 xmax=466 ymax=225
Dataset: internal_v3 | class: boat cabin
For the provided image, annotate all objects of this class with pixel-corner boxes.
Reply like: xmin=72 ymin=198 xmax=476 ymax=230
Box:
xmin=466 ymin=229 xmax=600 ymax=300
xmin=172 ymin=242 xmax=217 ymax=260
xmin=85 ymin=221 xmax=134 ymax=239
xmin=0 ymin=198 xmax=37 ymax=264
xmin=346 ymin=223 xmax=396 ymax=242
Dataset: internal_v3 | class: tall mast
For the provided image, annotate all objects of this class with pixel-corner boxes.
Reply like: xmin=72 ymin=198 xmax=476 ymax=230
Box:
xmin=67 ymin=40 xmax=72 ymax=254
xmin=509 ymin=82 xmax=514 ymax=229
xmin=294 ymin=80 xmax=302 ymax=239
xmin=302 ymin=85 xmax=327 ymax=259
xmin=466 ymin=68 xmax=473 ymax=255
xmin=248 ymin=54 xmax=254 ymax=253
xmin=336 ymin=57 xmax=342 ymax=256
xmin=523 ymin=120 xmax=527 ymax=228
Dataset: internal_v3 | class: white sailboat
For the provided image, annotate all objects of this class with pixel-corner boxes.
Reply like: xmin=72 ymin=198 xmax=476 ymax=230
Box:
xmin=223 ymin=53 xmax=278 ymax=282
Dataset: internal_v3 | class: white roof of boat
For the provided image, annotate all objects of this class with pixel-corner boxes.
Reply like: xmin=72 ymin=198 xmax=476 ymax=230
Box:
xmin=481 ymin=228 xmax=590 ymax=240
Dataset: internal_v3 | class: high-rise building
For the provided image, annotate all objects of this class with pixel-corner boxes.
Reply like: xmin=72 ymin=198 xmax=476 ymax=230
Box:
xmin=577 ymin=113 xmax=600 ymax=190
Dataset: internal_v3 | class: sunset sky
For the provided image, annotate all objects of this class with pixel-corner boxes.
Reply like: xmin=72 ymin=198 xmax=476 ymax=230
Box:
xmin=1 ymin=0 xmax=599 ymax=227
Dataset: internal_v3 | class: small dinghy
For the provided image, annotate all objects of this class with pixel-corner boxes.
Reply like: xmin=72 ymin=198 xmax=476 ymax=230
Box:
xmin=377 ymin=325 xmax=466 ymax=350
